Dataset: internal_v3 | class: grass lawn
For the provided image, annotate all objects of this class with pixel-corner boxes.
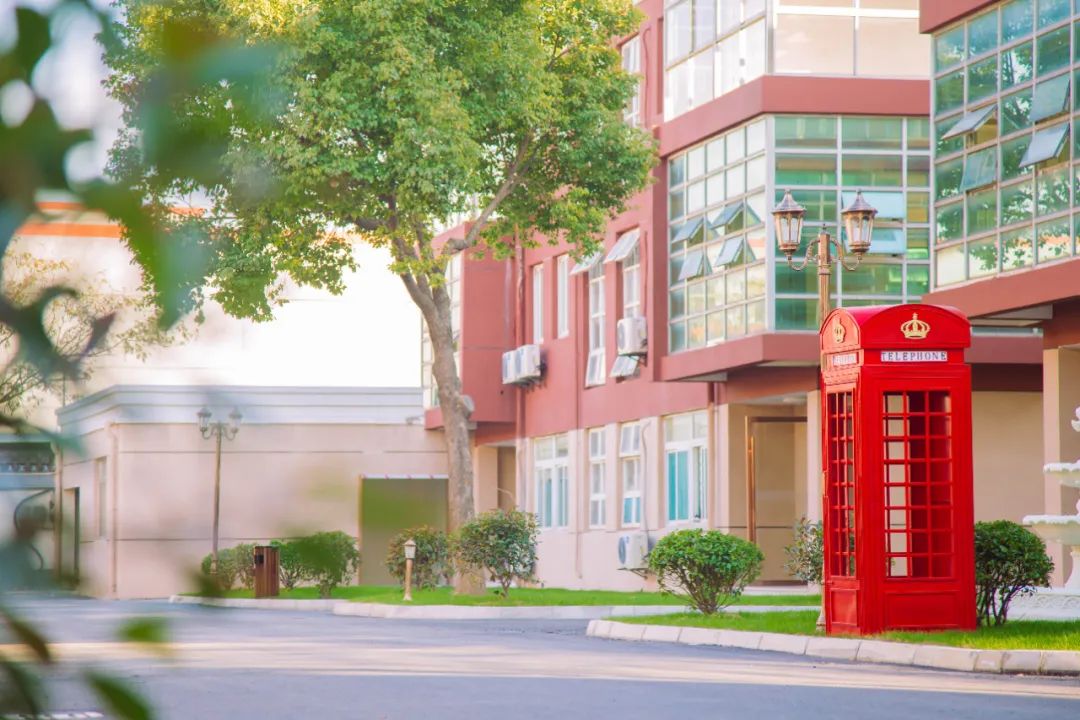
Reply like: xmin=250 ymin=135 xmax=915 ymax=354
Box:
xmin=209 ymin=585 xmax=821 ymax=607
xmin=618 ymin=611 xmax=1080 ymax=651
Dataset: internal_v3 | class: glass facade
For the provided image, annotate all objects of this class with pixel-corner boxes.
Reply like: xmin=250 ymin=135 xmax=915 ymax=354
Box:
xmin=933 ymin=0 xmax=1080 ymax=288
xmin=664 ymin=0 xmax=766 ymax=120
xmin=667 ymin=114 xmax=931 ymax=351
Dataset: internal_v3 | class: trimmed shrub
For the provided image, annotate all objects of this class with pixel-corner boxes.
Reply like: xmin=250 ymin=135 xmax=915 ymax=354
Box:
xmin=975 ymin=520 xmax=1053 ymax=626
xmin=783 ymin=518 xmax=823 ymax=585
xmin=271 ymin=539 xmax=307 ymax=590
xmin=232 ymin=543 xmax=256 ymax=590
xmin=200 ymin=547 xmax=242 ymax=591
xmin=385 ymin=526 xmax=452 ymax=589
xmin=291 ymin=531 xmax=361 ymax=598
xmin=455 ymin=509 xmax=538 ymax=597
xmin=648 ymin=529 xmax=764 ymax=615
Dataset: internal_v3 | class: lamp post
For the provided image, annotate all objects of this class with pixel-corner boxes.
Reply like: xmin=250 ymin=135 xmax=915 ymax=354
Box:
xmin=772 ymin=189 xmax=879 ymax=327
xmin=198 ymin=407 xmax=242 ymax=575
xmin=403 ymin=538 xmax=417 ymax=602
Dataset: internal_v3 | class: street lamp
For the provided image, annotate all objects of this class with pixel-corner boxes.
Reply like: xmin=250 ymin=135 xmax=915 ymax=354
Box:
xmin=772 ymin=189 xmax=878 ymax=327
xmin=198 ymin=407 xmax=242 ymax=576
xmin=403 ymin=538 xmax=417 ymax=602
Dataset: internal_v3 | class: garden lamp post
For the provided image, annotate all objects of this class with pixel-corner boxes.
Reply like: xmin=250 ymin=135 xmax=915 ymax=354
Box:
xmin=198 ymin=407 xmax=242 ymax=575
xmin=403 ymin=538 xmax=417 ymax=602
xmin=772 ymin=189 xmax=878 ymax=328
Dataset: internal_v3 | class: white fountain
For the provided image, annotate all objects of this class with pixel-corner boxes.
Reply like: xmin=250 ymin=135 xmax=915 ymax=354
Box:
xmin=1020 ymin=406 xmax=1080 ymax=617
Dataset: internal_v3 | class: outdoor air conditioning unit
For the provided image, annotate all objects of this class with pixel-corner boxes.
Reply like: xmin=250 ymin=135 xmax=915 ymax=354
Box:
xmin=616 ymin=316 xmax=648 ymax=356
xmin=516 ymin=344 xmax=543 ymax=383
xmin=501 ymin=349 xmax=519 ymax=385
xmin=617 ymin=532 xmax=649 ymax=570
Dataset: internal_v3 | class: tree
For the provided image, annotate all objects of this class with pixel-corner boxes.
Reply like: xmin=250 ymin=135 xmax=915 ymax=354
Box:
xmin=104 ymin=0 xmax=657 ymax=591
xmin=455 ymin=509 xmax=538 ymax=597
xmin=0 ymin=252 xmax=185 ymax=416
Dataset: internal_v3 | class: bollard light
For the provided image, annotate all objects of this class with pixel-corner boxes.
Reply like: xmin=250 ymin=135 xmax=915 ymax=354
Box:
xmin=403 ymin=538 xmax=417 ymax=601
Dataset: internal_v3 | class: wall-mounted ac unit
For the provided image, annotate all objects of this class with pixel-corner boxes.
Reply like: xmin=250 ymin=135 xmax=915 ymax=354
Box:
xmin=501 ymin=350 xmax=519 ymax=385
xmin=516 ymin=344 xmax=542 ymax=382
xmin=616 ymin=316 xmax=647 ymax=356
xmin=617 ymin=532 xmax=649 ymax=570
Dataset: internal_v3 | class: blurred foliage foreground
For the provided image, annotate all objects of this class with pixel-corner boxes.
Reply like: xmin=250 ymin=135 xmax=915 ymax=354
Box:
xmin=1 ymin=0 xmax=283 ymax=715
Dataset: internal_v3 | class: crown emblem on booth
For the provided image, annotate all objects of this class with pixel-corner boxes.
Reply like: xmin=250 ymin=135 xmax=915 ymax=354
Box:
xmin=832 ymin=319 xmax=846 ymax=344
xmin=900 ymin=312 xmax=930 ymax=340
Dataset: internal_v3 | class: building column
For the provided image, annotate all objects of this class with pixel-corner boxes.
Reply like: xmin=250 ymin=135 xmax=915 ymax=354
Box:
xmin=472 ymin=445 xmax=500 ymax=513
xmin=1043 ymin=348 xmax=1080 ymax=586
xmin=805 ymin=390 xmax=823 ymax=524
xmin=715 ymin=403 xmax=733 ymax=534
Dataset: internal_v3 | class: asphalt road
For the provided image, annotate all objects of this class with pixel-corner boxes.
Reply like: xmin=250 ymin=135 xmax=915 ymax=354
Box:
xmin=5 ymin=598 xmax=1080 ymax=720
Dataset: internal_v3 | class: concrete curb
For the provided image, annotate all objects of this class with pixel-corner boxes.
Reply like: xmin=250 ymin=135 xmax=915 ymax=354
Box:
xmin=586 ymin=620 xmax=1080 ymax=677
xmin=169 ymin=595 xmax=811 ymax=620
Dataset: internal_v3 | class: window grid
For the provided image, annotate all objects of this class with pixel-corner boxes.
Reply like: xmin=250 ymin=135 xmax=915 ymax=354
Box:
xmin=773 ymin=115 xmax=932 ymax=331
xmin=664 ymin=411 xmax=708 ymax=524
xmin=622 ymin=36 xmax=643 ymax=127
xmin=535 ymin=435 xmax=570 ymax=529
xmin=932 ymin=2 xmax=1080 ymax=289
xmin=586 ymin=263 xmax=606 ymax=387
xmin=620 ymin=423 xmax=643 ymax=527
xmin=588 ymin=429 xmax=606 ymax=528
xmin=667 ymin=118 xmax=768 ymax=352
xmin=663 ymin=0 xmax=766 ymax=120
xmin=556 ymin=255 xmax=570 ymax=338
xmin=883 ymin=390 xmax=956 ymax=579
xmin=826 ymin=390 xmax=856 ymax=577
xmin=622 ymin=245 xmax=642 ymax=320
xmin=532 ymin=263 xmax=544 ymax=344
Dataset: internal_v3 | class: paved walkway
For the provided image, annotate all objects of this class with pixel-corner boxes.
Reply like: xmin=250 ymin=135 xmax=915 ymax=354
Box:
xmin=8 ymin=599 xmax=1080 ymax=720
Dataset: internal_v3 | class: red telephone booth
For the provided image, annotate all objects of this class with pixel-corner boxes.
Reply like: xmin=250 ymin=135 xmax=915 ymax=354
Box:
xmin=820 ymin=303 xmax=976 ymax=635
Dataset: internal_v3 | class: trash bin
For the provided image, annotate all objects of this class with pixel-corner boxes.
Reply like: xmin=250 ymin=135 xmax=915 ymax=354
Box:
xmin=253 ymin=545 xmax=280 ymax=598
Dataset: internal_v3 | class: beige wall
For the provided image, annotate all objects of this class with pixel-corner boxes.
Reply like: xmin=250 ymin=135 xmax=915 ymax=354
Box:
xmin=971 ymin=391 xmax=1045 ymax=524
xmin=1043 ymin=349 xmax=1080 ymax=586
xmin=60 ymin=421 xmax=446 ymax=598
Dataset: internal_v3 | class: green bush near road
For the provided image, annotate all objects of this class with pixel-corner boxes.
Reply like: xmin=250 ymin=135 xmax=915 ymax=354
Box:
xmin=647 ymin=530 xmax=764 ymax=614
xmin=386 ymin=526 xmax=453 ymax=590
xmin=291 ymin=531 xmax=361 ymax=599
xmin=200 ymin=545 xmax=256 ymax=591
xmin=455 ymin=509 xmax=538 ymax=597
xmin=974 ymin=520 xmax=1053 ymax=626
xmin=271 ymin=539 xmax=307 ymax=590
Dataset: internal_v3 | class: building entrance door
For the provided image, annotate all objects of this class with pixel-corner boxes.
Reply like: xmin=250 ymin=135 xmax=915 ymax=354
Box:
xmin=746 ymin=415 xmax=807 ymax=583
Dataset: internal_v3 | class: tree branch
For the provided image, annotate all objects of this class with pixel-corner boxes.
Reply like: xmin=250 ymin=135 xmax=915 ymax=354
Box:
xmin=442 ymin=137 xmax=533 ymax=256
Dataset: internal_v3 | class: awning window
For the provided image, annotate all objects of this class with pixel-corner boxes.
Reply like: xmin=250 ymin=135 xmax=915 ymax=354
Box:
xmin=960 ymin=147 xmax=997 ymax=191
xmin=676 ymin=249 xmax=708 ymax=282
xmin=604 ymin=229 xmax=640 ymax=264
xmin=1030 ymin=74 xmax=1071 ymax=123
xmin=569 ymin=251 xmax=603 ymax=275
xmin=1019 ymin=121 xmax=1070 ymax=168
xmin=710 ymin=236 xmax=743 ymax=268
xmin=610 ymin=355 xmax=640 ymax=379
xmin=670 ymin=216 xmax=704 ymax=245
xmin=941 ymin=105 xmax=996 ymax=140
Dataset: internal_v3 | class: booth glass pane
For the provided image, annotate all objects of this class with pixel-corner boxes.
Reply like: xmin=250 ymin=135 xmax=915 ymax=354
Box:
xmin=883 ymin=390 xmax=956 ymax=579
xmin=827 ymin=391 xmax=857 ymax=578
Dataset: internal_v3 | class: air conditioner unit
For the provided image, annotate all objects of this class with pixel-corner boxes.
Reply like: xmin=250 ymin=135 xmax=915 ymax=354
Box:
xmin=516 ymin=344 xmax=543 ymax=382
xmin=501 ymin=350 xmax=519 ymax=385
xmin=617 ymin=532 xmax=649 ymax=570
xmin=616 ymin=316 xmax=647 ymax=356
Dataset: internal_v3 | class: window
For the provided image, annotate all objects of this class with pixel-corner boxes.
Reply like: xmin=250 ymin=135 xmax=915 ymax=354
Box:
xmin=622 ymin=37 xmax=642 ymax=127
xmin=95 ymin=458 xmax=107 ymax=539
xmin=556 ymin=255 xmax=569 ymax=338
xmin=532 ymin=263 xmax=544 ymax=344
xmin=664 ymin=0 xmax=766 ymax=120
xmin=588 ymin=429 xmax=606 ymax=528
xmin=620 ymin=423 xmax=643 ymax=526
xmin=774 ymin=2 xmax=928 ymax=78
xmin=621 ymin=243 xmax=641 ymax=320
xmin=664 ymin=411 xmax=708 ymax=524
xmin=535 ymin=435 xmax=569 ymax=529
xmin=585 ymin=263 xmax=605 ymax=387
xmin=1020 ymin=121 xmax=1070 ymax=167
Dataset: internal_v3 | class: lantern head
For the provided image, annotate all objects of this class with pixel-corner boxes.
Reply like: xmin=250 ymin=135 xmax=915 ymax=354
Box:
xmin=197 ymin=407 xmax=212 ymax=433
xmin=403 ymin=538 xmax=417 ymax=560
xmin=841 ymin=190 xmax=878 ymax=257
xmin=772 ymin=190 xmax=806 ymax=258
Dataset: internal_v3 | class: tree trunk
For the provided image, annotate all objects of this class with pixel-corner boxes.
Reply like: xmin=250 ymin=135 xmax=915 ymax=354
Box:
xmin=418 ymin=277 xmax=484 ymax=595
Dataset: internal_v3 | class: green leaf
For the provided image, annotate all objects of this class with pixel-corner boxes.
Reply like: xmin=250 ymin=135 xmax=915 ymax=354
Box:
xmin=0 ymin=659 xmax=44 ymax=715
xmin=85 ymin=671 xmax=154 ymax=720
xmin=2 ymin=611 xmax=52 ymax=663
xmin=117 ymin=617 xmax=170 ymax=648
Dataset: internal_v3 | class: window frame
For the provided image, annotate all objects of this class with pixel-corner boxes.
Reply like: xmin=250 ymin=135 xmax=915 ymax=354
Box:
xmin=532 ymin=262 xmax=544 ymax=344
xmin=585 ymin=263 xmax=606 ymax=387
xmin=556 ymin=255 xmax=570 ymax=338
xmin=619 ymin=423 xmax=643 ymax=527
xmin=588 ymin=428 xmax=606 ymax=529
xmin=534 ymin=435 xmax=570 ymax=530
